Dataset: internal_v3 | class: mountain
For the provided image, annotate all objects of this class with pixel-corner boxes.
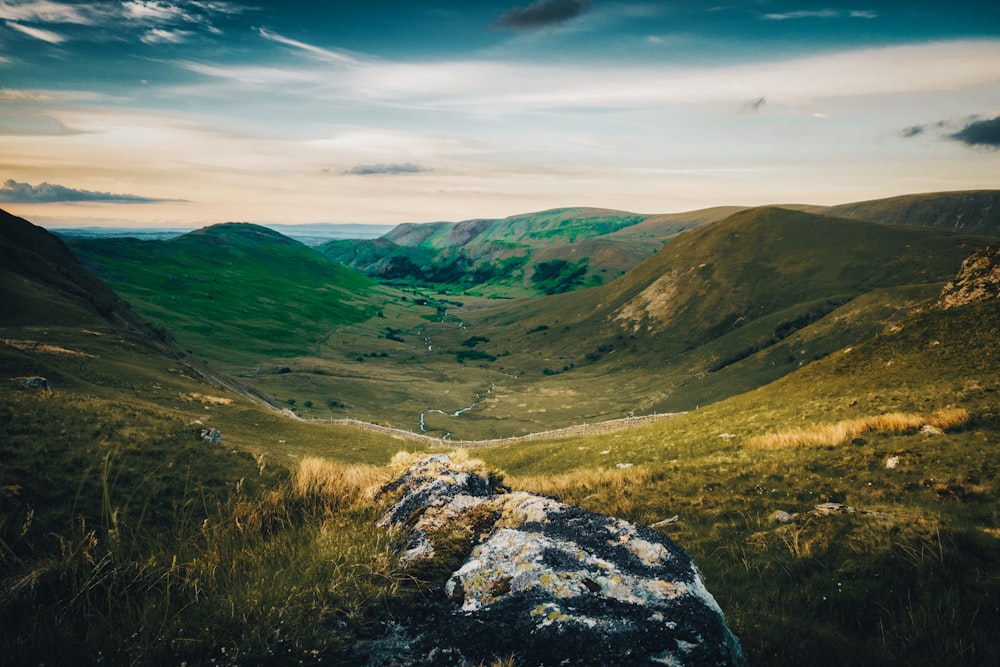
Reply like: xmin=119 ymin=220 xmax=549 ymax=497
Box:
xmin=430 ymin=206 xmax=994 ymax=433
xmin=1 ymin=209 xmax=153 ymax=332
xmin=816 ymin=190 xmax=1000 ymax=236
xmin=4 ymin=204 xmax=1000 ymax=667
xmin=68 ymin=223 xmax=384 ymax=367
xmin=320 ymin=207 xmax=650 ymax=295
xmin=321 ymin=191 xmax=1000 ymax=299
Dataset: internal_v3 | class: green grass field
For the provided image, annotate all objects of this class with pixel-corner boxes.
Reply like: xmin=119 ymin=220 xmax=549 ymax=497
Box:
xmin=3 ymin=203 xmax=999 ymax=665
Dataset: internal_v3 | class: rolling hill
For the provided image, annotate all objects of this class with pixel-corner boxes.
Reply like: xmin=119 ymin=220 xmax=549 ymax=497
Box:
xmin=319 ymin=207 xmax=650 ymax=296
xmin=61 ymin=202 xmax=996 ymax=439
xmin=4 ymin=200 xmax=1000 ymax=666
xmin=68 ymin=223 xmax=387 ymax=368
xmin=816 ymin=189 xmax=1000 ymax=235
xmin=434 ymin=206 xmax=995 ymax=433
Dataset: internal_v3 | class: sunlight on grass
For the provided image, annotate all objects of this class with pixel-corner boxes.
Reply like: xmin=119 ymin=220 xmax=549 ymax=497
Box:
xmin=747 ymin=408 xmax=970 ymax=449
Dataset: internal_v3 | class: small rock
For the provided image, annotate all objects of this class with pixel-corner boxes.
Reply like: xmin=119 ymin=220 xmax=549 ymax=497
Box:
xmin=885 ymin=455 xmax=900 ymax=469
xmin=649 ymin=515 xmax=680 ymax=529
xmin=24 ymin=376 xmax=53 ymax=394
xmin=198 ymin=427 xmax=222 ymax=445
xmin=920 ymin=424 xmax=944 ymax=435
xmin=770 ymin=510 xmax=795 ymax=523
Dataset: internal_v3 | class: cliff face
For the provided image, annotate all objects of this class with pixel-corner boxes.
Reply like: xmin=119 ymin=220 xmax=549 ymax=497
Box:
xmin=939 ymin=245 xmax=1000 ymax=309
xmin=360 ymin=454 xmax=745 ymax=667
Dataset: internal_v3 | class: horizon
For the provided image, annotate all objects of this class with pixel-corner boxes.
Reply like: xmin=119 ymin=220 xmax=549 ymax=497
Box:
xmin=2 ymin=1 xmax=998 ymax=227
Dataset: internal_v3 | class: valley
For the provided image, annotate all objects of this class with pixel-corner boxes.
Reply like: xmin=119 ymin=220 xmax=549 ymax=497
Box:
xmin=67 ymin=199 xmax=998 ymax=440
xmin=2 ymin=191 xmax=1000 ymax=666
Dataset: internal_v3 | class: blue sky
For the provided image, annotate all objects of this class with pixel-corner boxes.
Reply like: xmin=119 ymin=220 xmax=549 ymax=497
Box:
xmin=1 ymin=1 xmax=998 ymax=226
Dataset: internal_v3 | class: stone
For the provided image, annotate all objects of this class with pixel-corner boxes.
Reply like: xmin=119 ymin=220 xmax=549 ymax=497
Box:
xmin=198 ymin=427 xmax=221 ymax=445
xmin=770 ymin=510 xmax=795 ymax=523
xmin=370 ymin=454 xmax=745 ymax=667
xmin=24 ymin=376 xmax=53 ymax=394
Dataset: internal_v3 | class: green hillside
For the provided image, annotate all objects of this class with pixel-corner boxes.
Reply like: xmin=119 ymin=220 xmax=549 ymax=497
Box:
xmin=3 ymin=206 xmax=999 ymax=666
xmin=60 ymin=206 xmax=996 ymax=440
xmin=426 ymin=207 xmax=993 ymax=434
xmin=320 ymin=207 xmax=648 ymax=296
xmin=69 ymin=223 xmax=383 ymax=367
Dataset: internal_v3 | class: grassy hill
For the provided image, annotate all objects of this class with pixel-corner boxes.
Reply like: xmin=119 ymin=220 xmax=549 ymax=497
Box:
xmin=1 ymin=210 xmax=433 ymax=665
xmin=57 ymin=205 xmax=996 ymax=440
xmin=478 ymin=280 xmax=1000 ymax=667
xmin=3 ymin=205 xmax=999 ymax=666
xmin=320 ymin=207 xmax=648 ymax=296
xmin=425 ymin=206 xmax=993 ymax=435
xmin=816 ymin=190 xmax=1000 ymax=236
xmin=69 ymin=223 xmax=385 ymax=368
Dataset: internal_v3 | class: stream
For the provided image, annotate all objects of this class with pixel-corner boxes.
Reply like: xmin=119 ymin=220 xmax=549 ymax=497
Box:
xmin=419 ymin=384 xmax=495 ymax=439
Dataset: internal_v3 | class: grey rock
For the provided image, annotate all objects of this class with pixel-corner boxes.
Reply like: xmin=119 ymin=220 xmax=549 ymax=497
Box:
xmin=372 ymin=454 xmax=745 ymax=667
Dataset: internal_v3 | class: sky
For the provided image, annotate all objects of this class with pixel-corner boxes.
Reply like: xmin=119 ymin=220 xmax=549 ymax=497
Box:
xmin=1 ymin=0 xmax=998 ymax=227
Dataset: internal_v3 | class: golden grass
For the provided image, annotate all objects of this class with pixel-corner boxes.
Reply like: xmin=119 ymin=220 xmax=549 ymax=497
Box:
xmin=747 ymin=408 xmax=971 ymax=449
xmin=388 ymin=448 xmax=494 ymax=478
xmin=293 ymin=456 xmax=391 ymax=503
xmin=509 ymin=465 xmax=656 ymax=498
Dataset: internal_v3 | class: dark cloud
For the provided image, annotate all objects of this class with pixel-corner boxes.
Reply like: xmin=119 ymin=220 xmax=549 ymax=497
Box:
xmin=343 ymin=163 xmax=431 ymax=176
xmin=495 ymin=0 xmax=592 ymax=31
xmin=949 ymin=115 xmax=1000 ymax=149
xmin=900 ymin=116 xmax=1000 ymax=150
xmin=0 ymin=178 xmax=179 ymax=203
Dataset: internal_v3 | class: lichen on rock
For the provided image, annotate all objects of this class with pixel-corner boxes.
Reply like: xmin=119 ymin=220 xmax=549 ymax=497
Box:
xmin=367 ymin=454 xmax=745 ymax=667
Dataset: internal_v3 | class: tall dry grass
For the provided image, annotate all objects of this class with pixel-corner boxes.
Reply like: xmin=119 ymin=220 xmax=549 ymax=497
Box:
xmin=748 ymin=408 xmax=970 ymax=449
xmin=294 ymin=456 xmax=390 ymax=504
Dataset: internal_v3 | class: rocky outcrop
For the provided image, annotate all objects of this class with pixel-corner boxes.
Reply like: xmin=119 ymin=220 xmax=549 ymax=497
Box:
xmin=939 ymin=244 xmax=1000 ymax=309
xmin=365 ymin=454 xmax=744 ymax=667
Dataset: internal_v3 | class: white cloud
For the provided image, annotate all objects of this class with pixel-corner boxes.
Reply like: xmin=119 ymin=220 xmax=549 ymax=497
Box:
xmin=0 ymin=1 xmax=100 ymax=24
xmin=257 ymin=27 xmax=361 ymax=65
xmin=175 ymin=39 xmax=1000 ymax=117
xmin=141 ymin=27 xmax=191 ymax=44
xmin=763 ymin=9 xmax=878 ymax=21
xmin=5 ymin=20 xmax=63 ymax=42
xmin=122 ymin=1 xmax=189 ymax=23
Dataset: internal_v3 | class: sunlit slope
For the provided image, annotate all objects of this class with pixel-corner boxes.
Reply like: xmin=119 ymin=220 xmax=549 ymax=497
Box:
xmin=483 ymin=206 xmax=991 ymax=356
xmin=455 ymin=207 xmax=994 ymax=423
xmin=69 ymin=223 xmax=382 ymax=366
xmin=474 ymin=260 xmax=1000 ymax=667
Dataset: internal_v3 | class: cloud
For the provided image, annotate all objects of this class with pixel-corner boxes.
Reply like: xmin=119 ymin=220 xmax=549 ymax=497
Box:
xmin=0 ymin=178 xmax=180 ymax=203
xmin=949 ymin=116 xmax=1000 ymax=149
xmin=0 ymin=1 xmax=101 ymax=24
xmin=763 ymin=9 xmax=878 ymax=21
xmin=5 ymin=20 xmax=63 ymax=42
xmin=141 ymin=27 xmax=192 ymax=44
xmin=899 ymin=125 xmax=924 ymax=138
xmin=257 ymin=27 xmax=360 ymax=65
xmin=344 ymin=163 xmax=431 ymax=176
xmin=0 ymin=1 xmax=251 ymax=47
xmin=122 ymin=1 xmax=188 ymax=23
xmin=495 ymin=0 xmax=592 ymax=31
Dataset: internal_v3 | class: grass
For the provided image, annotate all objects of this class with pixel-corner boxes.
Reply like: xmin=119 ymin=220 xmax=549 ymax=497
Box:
xmin=5 ymin=201 xmax=1000 ymax=665
xmin=0 ymin=395 xmax=408 ymax=666
xmin=68 ymin=223 xmax=383 ymax=367
xmin=747 ymin=407 xmax=971 ymax=449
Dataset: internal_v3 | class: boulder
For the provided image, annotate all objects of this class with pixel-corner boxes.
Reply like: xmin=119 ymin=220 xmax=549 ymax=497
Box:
xmin=368 ymin=454 xmax=745 ymax=667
